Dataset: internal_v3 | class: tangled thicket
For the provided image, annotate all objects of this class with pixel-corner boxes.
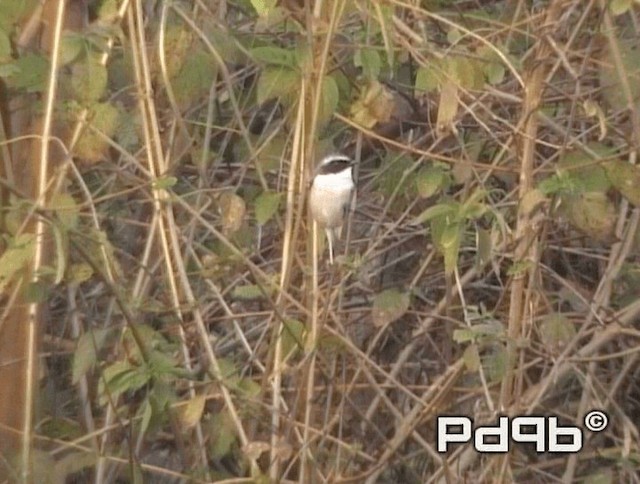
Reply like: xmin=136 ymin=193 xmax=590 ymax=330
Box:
xmin=1 ymin=0 xmax=640 ymax=482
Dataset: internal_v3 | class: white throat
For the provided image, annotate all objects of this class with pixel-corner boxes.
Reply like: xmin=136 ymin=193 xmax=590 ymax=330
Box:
xmin=313 ymin=169 xmax=354 ymax=190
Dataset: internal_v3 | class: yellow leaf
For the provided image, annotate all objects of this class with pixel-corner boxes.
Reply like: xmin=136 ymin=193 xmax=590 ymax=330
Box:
xmin=218 ymin=192 xmax=246 ymax=235
xmin=179 ymin=395 xmax=206 ymax=429
xmin=350 ymin=81 xmax=394 ymax=128
xmin=436 ymin=81 xmax=458 ymax=135
xmin=463 ymin=344 xmax=480 ymax=372
xmin=68 ymin=263 xmax=93 ymax=285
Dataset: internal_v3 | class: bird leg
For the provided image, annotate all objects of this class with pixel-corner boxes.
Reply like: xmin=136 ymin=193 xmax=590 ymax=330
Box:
xmin=325 ymin=227 xmax=334 ymax=265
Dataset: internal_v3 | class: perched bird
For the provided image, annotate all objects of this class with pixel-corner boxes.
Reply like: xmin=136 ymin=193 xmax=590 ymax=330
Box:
xmin=309 ymin=154 xmax=355 ymax=264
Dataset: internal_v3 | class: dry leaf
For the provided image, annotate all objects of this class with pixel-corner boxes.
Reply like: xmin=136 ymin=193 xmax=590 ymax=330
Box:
xmin=436 ymin=81 xmax=459 ymax=135
xmin=243 ymin=441 xmax=270 ymax=461
xmin=218 ymin=192 xmax=246 ymax=235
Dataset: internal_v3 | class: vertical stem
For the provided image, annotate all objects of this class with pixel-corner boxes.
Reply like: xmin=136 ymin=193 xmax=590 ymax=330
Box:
xmin=498 ymin=0 xmax=562 ymax=477
xmin=24 ymin=0 xmax=66 ymax=479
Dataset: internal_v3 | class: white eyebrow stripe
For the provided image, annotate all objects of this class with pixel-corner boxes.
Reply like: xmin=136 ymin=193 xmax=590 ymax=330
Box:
xmin=319 ymin=154 xmax=351 ymax=165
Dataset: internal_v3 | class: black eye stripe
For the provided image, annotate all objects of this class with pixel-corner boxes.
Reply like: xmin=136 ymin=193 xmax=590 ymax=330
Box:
xmin=318 ymin=158 xmax=353 ymax=174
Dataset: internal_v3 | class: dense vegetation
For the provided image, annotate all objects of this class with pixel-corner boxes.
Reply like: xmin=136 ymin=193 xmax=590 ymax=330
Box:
xmin=1 ymin=0 xmax=640 ymax=482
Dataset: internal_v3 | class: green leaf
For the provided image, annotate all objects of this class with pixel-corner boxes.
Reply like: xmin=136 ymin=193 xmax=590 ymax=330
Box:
xmin=281 ymin=319 xmax=306 ymax=359
xmin=114 ymin=110 xmax=139 ymax=151
xmin=599 ymin=37 xmax=640 ymax=112
xmin=604 ymin=160 xmax=640 ymax=206
xmin=207 ymin=25 xmax=246 ymax=65
xmin=216 ymin=357 xmax=240 ymax=387
xmin=153 ymin=176 xmax=178 ymax=190
xmin=147 ymin=349 xmax=181 ymax=378
xmin=0 ymin=1 xmax=35 ymax=31
xmin=238 ymin=377 xmax=261 ymax=398
xmin=254 ymin=190 xmax=282 ymax=225
xmin=610 ymin=0 xmax=632 ymax=15
xmin=415 ymin=166 xmax=446 ymax=198
xmin=372 ymin=288 xmax=410 ymax=327
xmin=59 ymin=32 xmax=85 ymax=65
xmin=171 ymin=49 xmax=218 ymax=108
xmin=97 ymin=0 xmax=119 ymax=22
xmin=557 ymin=145 xmax=613 ymax=193
xmin=459 ymin=189 xmax=488 ymax=221
xmin=460 ymin=202 xmax=487 ymax=221
xmin=232 ymin=284 xmax=264 ymax=300
xmin=0 ymin=27 xmax=11 ymax=62
xmin=4 ymin=53 xmax=49 ymax=92
xmin=462 ymin=344 xmax=480 ymax=372
xmin=443 ymin=224 xmax=462 ymax=274
xmin=478 ymin=45 xmax=506 ymax=85
xmin=354 ymin=48 xmax=382 ymax=80
xmin=24 ymin=280 xmax=49 ymax=303
xmin=538 ymin=173 xmax=575 ymax=196
xmin=71 ymin=54 xmax=107 ymax=103
xmin=440 ymin=221 xmax=461 ymax=249
xmin=449 ymin=56 xmax=484 ymax=90
xmin=413 ymin=201 xmax=458 ymax=224
xmin=0 ymin=233 xmax=35 ymax=292
xmin=374 ymin=154 xmax=413 ymax=201
xmin=294 ymin=41 xmax=311 ymax=71
xmin=40 ymin=417 xmax=83 ymax=440
xmin=250 ymin=46 xmax=295 ymax=67
xmin=475 ymin=226 xmax=492 ymax=269
xmin=50 ymin=193 xmax=79 ymax=229
xmin=74 ymin=102 xmax=120 ymax=163
xmin=415 ymin=61 xmax=444 ymax=93
xmin=432 ymin=218 xmax=462 ymax=275
xmin=256 ymin=67 xmax=299 ymax=104
xmin=482 ymin=344 xmax=509 ymax=383
xmin=447 ymin=27 xmax=462 ymax=45
xmin=140 ymin=398 xmax=153 ymax=435
xmin=210 ymin=410 xmax=237 ymax=459
xmin=540 ymin=313 xmax=576 ymax=351
xmin=318 ymin=74 xmax=339 ymax=128
xmin=560 ymin=191 xmax=616 ymax=241
xmin=375 ymin=3 xmax=395 ymax=69
xmin=254 ymin=134 xmax=287 ymax=172
xmin=508 ymin=260 xmax=531 ymax=276
xmin=0 ymin=62 xmax=19 ymax=78
xmin=250 ymin=0 xmax=277 ymax=16
xmin=99 ymin=360 xmax=151 ymax=406
xmin=453 ymin=328 xmax=475 ymax=343
xmin=72 ymin=328 xmax=111 ymax=384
